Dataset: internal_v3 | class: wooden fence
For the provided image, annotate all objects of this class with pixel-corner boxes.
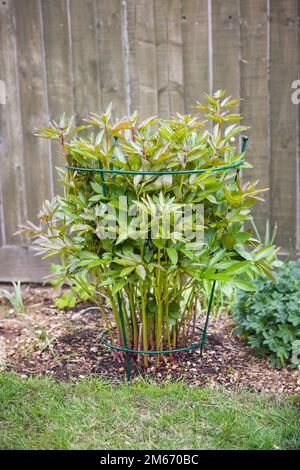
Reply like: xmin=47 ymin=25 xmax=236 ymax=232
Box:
xmin=0 ymin=0 xmax=299 ymax=281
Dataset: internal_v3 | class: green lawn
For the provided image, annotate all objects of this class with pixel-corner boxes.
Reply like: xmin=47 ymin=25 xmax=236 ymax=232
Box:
xmin=0 ymin=373 xmax=299 ymax=450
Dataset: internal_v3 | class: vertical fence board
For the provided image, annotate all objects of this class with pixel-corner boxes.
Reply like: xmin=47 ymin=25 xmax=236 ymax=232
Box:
xmin=240 ymin=0 xmax=270 ymax=232
xmin=69 ymin=0 xmax=101 ymax=120
xmin=155 ymin=0 xmax=184 ymax=117
xmin=211 ymin=0 xmax=240 ymax=98
xmin=96 ymin=0 xmax=126 ymax=114
xmin=0 ymin=0 xmax=27 ymax=244
xmin=269 ymin=0 xmax=298 ymax=251
xmin=0 ymin=246 xmax=52 ymax=282
xmin=127 ymin=0 xmax=158 ymax=119
xmin=41 ymin=0 xmax=74 ymax=194
xmin=14 ymin=0 xmax=51 ymax=223
xmin=182 ymin=0 xmax=209 ymax=111
xmin=298 ymin=1 xmax=300 ymax=253
xmin=154 ymin=0 xmax=171 ymax=117
xmin=165 ymin=0 xmax=184 ymax=114
xmin=0 ymin=178 xmax=4 ymax=246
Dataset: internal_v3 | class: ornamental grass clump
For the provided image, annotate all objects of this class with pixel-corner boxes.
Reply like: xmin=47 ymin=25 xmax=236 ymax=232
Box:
xmin=18 ymin=90 xmax=276 ymax=368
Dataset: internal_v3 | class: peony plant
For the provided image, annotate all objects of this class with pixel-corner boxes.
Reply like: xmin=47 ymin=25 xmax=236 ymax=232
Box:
xmin=18 ymin=90 xmax=276 ymax=367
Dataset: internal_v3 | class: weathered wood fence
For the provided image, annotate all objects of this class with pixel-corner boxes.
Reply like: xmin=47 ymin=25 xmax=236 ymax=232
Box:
xmin=0 ymin=0 xmax=299 ymax=281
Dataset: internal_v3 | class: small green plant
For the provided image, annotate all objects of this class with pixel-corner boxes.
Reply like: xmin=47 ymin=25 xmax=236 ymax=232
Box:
xmin=250 ymin=219 xmax=282 ymax=266
xmin=9 ymin=313 xmax=55 ymax=355
xmin=205 ymin=220 xmax=280 ymax=317
xmin=0 ymin=281 xmax=55 ymax=354
xmin=0 ymin=281 xmax=25 ymax=314
xmin=233 ymin=260 xmax=300 ymax=368
xmin=50 ymin=264 xmax=95 ymax=310
xmin=18 ymin=91 xmax=276 ymax=367
xmin=0 ymin=313 xmax=55 ymax=356
xmin=54 ymin=290 xmax=77 ymax=309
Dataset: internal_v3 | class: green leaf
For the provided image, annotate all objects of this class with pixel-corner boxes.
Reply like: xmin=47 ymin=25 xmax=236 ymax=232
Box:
xmin=168 ymin=301 xmax=181 ymax=319
xmin=136 ymin=265 xmax=146 ymax=280
xmin=112 ymin=281 xmax=125 ymax=295
xmin=230 ymin=279 xmax=256 ymax=291
xmin=90 ymin=181 xmax=103 ymax=194
xmin=152 ymin=238 xmax=164 ymax=249
xmin=70 ymin=224 xmax=93 ymax=234
xmin=254 ymin=245 xmax=275 ymax=261
xmin=120 ymin=266 xmax=136 ymax=277
xmin=166 ymin=247 xmax=178 ymax=265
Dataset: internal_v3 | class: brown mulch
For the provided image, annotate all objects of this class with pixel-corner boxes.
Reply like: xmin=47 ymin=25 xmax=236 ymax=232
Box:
xmin=0 ymin=285 xmax=299 ymax=395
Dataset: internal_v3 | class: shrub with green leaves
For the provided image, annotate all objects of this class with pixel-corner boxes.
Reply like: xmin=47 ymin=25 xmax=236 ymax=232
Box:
xmin=233 ymin=260 xmax=300 ymax=368
xmin=18 ymin=90 xmax=275 ymax=367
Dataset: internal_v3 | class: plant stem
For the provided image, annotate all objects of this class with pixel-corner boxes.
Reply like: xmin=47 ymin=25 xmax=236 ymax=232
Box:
xmin=155 ymin=258 xmax=163 ymax=367
xmin=126 ymin=285 xmax=138 ymax=349
xmin=141 ymin=282 xmax=148 ymax=367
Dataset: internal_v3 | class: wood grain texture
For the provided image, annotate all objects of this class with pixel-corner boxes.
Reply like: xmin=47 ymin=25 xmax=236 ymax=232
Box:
xmin=69 ymin=0 xmax=101 ymax=120
xmin=211 ymin=0 xmax=240 ymax=98
xmin=240 ymin=0 xmax=270 ymax=231
xmin=14 ymin=0 xmax=51 ymax=223
xmin=269 ymin=0 xmax=298 ymax=250
xmin=41 ymin=0 xmax=74 ymax=194
xmin=298 ymin=0 xmax=300 ymax=253
xmin=0 ymin=0 xmax=27 ymax=245
xmin=154 ymin=0 xmax=184 ymax=117
xmin=127 ymin=0 xmax=158 ymax=119
xmin=96 ymin=0 xmax=126 ymax=115
xmin=0 ymin=246 xmax=51 ymax=282
xmin=182 ymin=0 xmax=209 ymax=112
xmin=154 ymin=0 xmax=170 ymax=117
xmin=0 ymin=176 xmax=4 ymax=246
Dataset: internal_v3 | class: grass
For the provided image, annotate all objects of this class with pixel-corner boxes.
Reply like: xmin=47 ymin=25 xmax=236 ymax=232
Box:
xmin=0 ymin=373 xmax=299 ymax=450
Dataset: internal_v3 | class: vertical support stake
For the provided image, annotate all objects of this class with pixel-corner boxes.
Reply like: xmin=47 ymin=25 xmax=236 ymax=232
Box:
xmin=99 ymin=161 xmax=107 ymax=197
xmin=200 ymin=280 xmax=217 ymax=357
xmin=117 ymin=292 xmax=131 ymax=381
xmin=235 ymin=135 xmax=249 ymax=182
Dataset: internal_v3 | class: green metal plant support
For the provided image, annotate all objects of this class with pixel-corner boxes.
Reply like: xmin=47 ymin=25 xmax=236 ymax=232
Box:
xmin=101 ymin=281 xmax=216 ymax=381
xmin=66 ymin=136 xmax=249 ymax=381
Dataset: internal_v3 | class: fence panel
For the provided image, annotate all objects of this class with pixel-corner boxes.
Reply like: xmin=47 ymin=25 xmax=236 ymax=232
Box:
xmin=0 ymin=0 xmax=299 ymax=281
